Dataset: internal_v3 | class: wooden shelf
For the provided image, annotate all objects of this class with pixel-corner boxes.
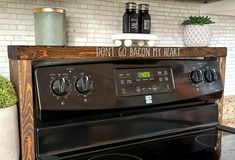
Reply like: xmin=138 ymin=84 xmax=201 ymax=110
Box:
xmin=8 ymin=46 xmax=227 ymax=60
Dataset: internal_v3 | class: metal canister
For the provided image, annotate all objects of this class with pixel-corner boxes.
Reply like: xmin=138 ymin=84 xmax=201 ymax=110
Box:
xmin=33 ymin=8 xmax=66 ymax=46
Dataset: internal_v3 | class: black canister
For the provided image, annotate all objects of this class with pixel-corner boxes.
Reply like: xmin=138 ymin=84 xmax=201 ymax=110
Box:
xmin=123 ymin=2 xmax=139 ymax=33
xmin=138 ymin=4 xmax=151 ymax=34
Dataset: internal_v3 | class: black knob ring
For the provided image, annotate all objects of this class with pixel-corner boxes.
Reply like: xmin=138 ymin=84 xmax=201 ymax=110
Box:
xmin=51 ymin=77 xmax=70 ymax=96
xmin=189 ymin=70 xmax=203 ymax=84
xmin=204 ymin=69 xmax=217 ymax=83
xmin=75 ymin=75 xmax=93 ymax=95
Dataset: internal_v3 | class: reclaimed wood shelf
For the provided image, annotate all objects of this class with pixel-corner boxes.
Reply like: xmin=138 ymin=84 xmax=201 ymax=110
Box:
xmin=8 ymin=46 xmax=227 ymax=160
xmin=8 ymin=46 xmax=227 ymax=60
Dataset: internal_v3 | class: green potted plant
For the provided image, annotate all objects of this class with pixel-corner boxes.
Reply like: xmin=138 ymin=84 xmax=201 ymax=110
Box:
xmin=181 ymin=16 xmax=215 ymax=47
xmin=0 ymin=75 xmax=19 ymax=160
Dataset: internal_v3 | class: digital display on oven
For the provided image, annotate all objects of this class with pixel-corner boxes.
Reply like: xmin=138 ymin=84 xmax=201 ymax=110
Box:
xmin=138 ymin=71 xmax=151 ymax=78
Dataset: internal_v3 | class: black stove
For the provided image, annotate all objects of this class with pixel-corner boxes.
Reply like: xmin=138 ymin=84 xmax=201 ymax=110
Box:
xmin=33 ymin=59 xmax=235 ymax=160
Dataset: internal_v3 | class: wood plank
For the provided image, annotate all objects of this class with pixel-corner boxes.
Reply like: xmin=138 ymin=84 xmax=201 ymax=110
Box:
xmin=217 ymin=131 xmax=222 ymax=159
xmin=9 ymin=60 xmax=35 ymax=160
xmin=215 ymin=57 xmax=227 ymax=160
xmin=8 ymin=46 xmax=227 ymax=60
xmin=218 ymin=57 xmax=226 ymax=125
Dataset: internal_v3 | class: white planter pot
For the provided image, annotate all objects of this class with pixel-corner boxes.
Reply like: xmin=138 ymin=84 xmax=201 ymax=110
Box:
xmin=0 ymin=105 xmax=19 ymax=160
xmin=183 ymin=25 xmax=212 ymax=47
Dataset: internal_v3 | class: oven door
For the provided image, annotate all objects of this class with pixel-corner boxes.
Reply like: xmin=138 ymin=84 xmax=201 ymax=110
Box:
xmin=37 ymin=103 xmax=235 ymax=160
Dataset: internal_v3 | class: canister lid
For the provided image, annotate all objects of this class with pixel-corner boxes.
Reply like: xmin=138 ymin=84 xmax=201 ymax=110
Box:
xmin=33 ymin=8 xmax=65 ymax=13
xmin=138 ymin=4 xmax=149 ymax=11
xmin=126 ymin=2 xmax=137 ymax=10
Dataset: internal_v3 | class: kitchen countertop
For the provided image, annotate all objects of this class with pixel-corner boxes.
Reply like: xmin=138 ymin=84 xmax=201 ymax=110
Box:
xmin=223 ymin=96 xmax=235 ymax=127
xmin=222 ymin=96 xmax=235 ymax=160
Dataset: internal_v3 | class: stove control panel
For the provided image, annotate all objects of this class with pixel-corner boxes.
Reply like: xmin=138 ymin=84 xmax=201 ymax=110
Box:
xmin=34 ymin=60 xmax=224 ymax=121
xmin=114 ymin=68 xmax=175 ymax=96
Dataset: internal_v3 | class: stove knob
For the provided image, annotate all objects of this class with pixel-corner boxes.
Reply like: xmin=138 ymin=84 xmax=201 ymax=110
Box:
xmin=204 ymin=69 xmax=218 ymax=83
xmin=190 ymin=70 xmax=203 ymax=84
xmin=75 ymin=75 xmax=93 ymax=95
xmin=51 ymin=77 xmax=70 ymax=96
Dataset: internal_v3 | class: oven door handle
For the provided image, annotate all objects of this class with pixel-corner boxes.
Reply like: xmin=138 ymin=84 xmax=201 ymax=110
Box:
xmin=217 ymin=125 xmax=235 ymax=134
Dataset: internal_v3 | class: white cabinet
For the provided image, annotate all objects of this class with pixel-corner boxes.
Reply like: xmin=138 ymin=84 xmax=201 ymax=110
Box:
xmin=200 ymin=0 xmax=235 ymax=16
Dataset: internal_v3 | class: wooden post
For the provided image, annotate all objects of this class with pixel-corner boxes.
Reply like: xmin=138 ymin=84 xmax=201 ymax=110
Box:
xmin=9 ymin=60 xmax=35 ymax=160
xmin=218 ymin=57 xmax=226 ymax=125
xmin=215 ymin=56 xmax=227 ymax=160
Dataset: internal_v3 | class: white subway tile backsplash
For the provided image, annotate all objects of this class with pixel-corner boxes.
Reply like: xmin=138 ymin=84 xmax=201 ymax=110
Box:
xmin=5 ymin=36 xmax=14 ymax=40
xmin=0 ymin=62 xmax=9 ymax=68
xmin=0 ymin=2 xmax=7 ymax=8
xmin=16 ymin=14 xmax=33 ymax=20
xmin=0 ymin=19 xmax=20 ymax=24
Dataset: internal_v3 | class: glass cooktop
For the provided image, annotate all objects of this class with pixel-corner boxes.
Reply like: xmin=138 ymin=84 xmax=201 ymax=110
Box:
xmin=39 ymin=128 xmax=235 ymax=160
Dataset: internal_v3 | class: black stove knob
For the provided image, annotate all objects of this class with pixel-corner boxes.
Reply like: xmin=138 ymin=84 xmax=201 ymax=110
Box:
xmin=190 ymin=70 xmax=203 ymax=84
xmin=204 ymin=69 xmax=217 ymax=83
xmin=75 ymin=75 xmax=93 ymax=95
xmin=51 ymin=77 xmax=70 ymax=96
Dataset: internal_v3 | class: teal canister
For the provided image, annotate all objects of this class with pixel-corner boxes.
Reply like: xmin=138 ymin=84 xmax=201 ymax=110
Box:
xmin=33 ymin=8 xmax=66 ymax=46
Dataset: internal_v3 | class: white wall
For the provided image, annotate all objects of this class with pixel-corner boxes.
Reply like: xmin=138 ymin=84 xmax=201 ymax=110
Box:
xmin=0 ymin=0 xmax=234 ymax=95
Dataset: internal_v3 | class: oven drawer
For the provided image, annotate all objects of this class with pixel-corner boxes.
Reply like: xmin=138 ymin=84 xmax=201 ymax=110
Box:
xmin=37 ymin=104 xmax=218 ymax=156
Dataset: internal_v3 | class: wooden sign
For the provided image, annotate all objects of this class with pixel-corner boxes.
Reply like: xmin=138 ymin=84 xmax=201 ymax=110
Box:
xmin=96 ymin=47 xmax=179 ymax=58
xmin=8 ymin=46 xmax=227 ymax=60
